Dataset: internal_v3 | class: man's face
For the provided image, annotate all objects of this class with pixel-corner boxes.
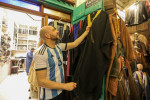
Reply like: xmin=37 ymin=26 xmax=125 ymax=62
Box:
xmin=31 ymin=49 xmax=34 ymax=52
xmin=45 ymin=26 xmax=59 ymax=40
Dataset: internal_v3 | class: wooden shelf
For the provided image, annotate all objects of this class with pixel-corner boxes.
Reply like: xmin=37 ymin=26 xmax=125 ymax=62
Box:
xmin=18 ymin=44 xmax=28 ymax=45
xmin=13 ymin=23 xmax=39 ymax=51
xmin=17 ymin=38 xmax=27 ymax=40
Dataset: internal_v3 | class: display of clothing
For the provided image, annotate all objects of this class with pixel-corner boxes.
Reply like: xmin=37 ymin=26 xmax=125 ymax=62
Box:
xmin=105 ymin=13 xmax=140 ymax=100
xmin=73 ymin=10 xmax=113 ymax=100
xmin=120 ymin=19 xmax=137 ymax=61
xmin=147 ymin=36 xmax=150 ymax=54
xmin=125 ymin=1 xmax=149 ymax=26
xmin=107 ymin=57 xmax=140 ymax=100
xmin=138 ymin=34 xmax=148 ymax=48
xmin=69 ymin=20 xmax=83 ymax=76
xmin=133 ymin=71 xmax=150 ymax=100
xmin=61 ymin=25 xmax=70 ymax=61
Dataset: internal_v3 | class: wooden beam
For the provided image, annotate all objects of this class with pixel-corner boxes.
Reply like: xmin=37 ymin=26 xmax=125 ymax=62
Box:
xmin=0 ymin=2 xmax=71 ymax=23
xmin=62 ymin=0 xmax=75 ymax=5
xmin=128 ymin=29 xmax=148 ymax=33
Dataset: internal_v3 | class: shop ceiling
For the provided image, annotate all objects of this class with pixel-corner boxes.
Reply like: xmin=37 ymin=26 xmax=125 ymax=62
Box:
xmin=0 ymin=0 xmax=74 ymax=23
xmin=21 ymin=0 xmax=75 ymax=13
xmin=116 ymin=0 xmax=145 ymax=10
xmin=28 ymin=0 xmax=146 ymax=11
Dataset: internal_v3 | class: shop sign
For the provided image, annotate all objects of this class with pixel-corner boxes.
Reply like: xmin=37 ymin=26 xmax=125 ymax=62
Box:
xmin=85 ymin=0 xmax=100 ymax=9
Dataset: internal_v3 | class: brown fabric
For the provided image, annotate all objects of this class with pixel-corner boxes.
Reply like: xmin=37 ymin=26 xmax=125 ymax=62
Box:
xmin=137 ymin=52 xmax=147 ymax=66
xmin=105 ymin=14 xmax=117 ymax=100
xmin=106 ymin=15 xmax=138 ymax=100
xmin=116 ymin=69 xmax=128 ymax=100
xmin=147 ymin=36 xmax=150 ymax=54
xmin=108 ymin=78 xmax=118 ymax=96
xmin=125 ymin=60 xmax=140 ymax=100
xmin=108 ymin=56 xmax=122 ymax=96
xmin=114 ymin=58 xmax=140 ymax=100
xmin=120 ymin=19 xmax=137 ymax=61
xmin=138 ymin=34 xmax=148 ymax=48
xmin=107 ymin=57 xmax=126 ymax=100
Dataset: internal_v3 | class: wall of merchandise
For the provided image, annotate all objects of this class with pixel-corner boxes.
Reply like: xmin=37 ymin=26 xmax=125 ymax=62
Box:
xmin=0 ymin=8 xmax=11 ymax=63
xmin=0 ymin=7 xmax=42 ymax=63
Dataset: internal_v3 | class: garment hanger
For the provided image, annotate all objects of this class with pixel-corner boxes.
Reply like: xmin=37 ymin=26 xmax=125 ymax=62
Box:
xmin=57 ymin=17 xmax=65 ymax=26
xmin=112 ymin=8 xmax=121 ymax=19
xmin=112 ymin=8 xmax=122 ymax=38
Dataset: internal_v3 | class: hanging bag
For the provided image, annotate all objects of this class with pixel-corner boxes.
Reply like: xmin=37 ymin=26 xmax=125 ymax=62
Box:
xmin=28 ymin=59 xmax=39 ymax=92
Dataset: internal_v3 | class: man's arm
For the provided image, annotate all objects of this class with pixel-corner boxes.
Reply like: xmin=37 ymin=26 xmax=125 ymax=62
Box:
xmin=66 ymin=25 xmax=91 ymax=50
xmin=36 ymin=69 xmax=76 ymax=91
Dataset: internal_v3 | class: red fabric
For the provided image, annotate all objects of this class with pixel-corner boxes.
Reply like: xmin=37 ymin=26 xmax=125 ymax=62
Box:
xmin=64 ymin=64 xmax=67 ymax=76
xmin=141 ymin=71 xmax=143 ymax=80
xmin=66 ymin=51 xmax=70 ymax=76
xmin=79 ymin=20 xmax=82 ymax=29
xmin=146 ymin=0 xmax=149 ymax=6
xmin=71 ymin=26 xmax=74 ymax=34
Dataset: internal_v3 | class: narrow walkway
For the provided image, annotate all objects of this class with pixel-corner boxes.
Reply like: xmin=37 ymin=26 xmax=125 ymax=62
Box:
xmin=0 ymin=72 xmax=37 ymax=100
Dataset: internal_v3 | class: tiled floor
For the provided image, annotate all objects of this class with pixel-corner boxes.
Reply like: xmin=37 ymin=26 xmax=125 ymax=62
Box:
xmin=0 ymin=71 xmax=37 ymax=100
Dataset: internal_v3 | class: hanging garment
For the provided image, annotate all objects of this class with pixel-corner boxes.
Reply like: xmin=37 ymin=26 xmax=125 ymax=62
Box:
xmin=105 ymin=14 xmax=118 ymax=100
xmin=99 ymin=75 xmax=106 ymax=100
xmin=133 ymin=71 xmax=150 ymax=100
xmin=107 ymin=58 xmax=140 ymax=100
xmin=138 ymin=34 xmax=148 ymax=48
xmin=130 ymin=60 xmax=138 ymax=73
xmin=73 ymin=10 xmax=113 ymax=100
xmin=69 ymin=20 xmax=83 ymax=76
xmin=73 ymin=21 xmax=81 ymax=41
xmin=125 ymin=1 xmax=149 ymax=26
xmin=28 ymin=59 xmax=39 ymax=92
xmin=70 ymin=10 xmax=101 ymax=75
xmin=61 ymin=25 xmax=70 ymax=61
xmin=147 ymin=36 xmax=150 ymax=54
xmin=138 ymin=41 xmax=148 ymax=56
xmin=120 ymin=18 xmax=137 ymax=61
xmin=105 ymin=14 xmax=139 ymax=100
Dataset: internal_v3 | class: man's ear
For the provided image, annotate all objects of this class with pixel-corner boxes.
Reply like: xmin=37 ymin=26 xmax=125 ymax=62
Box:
xmin=45 ymin=33 xmax=50 ymax=39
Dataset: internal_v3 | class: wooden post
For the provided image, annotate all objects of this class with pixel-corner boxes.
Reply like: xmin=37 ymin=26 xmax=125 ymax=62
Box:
xmin=40 ymin=5 xmax=44 ymax=13
xmin=44 ymin=15 xmax=48 ymax=26
xmin=40 ymin=5 xmax=45 ymax=27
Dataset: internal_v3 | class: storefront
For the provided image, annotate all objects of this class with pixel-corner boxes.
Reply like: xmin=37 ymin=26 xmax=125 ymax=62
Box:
xmin=0 ymin=0 xmax=72 ymax=82
xmin=0 ymin=0 xmax=150 ymax=100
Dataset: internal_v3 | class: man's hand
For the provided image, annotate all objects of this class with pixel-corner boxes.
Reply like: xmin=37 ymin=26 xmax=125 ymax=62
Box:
xmin=64 ymin=82 xmax=77 ymax=91
xmin=85 ymin=25 xmax=92 ymax=33
xmin=66 ymin=25 xmax=92 ymax=50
